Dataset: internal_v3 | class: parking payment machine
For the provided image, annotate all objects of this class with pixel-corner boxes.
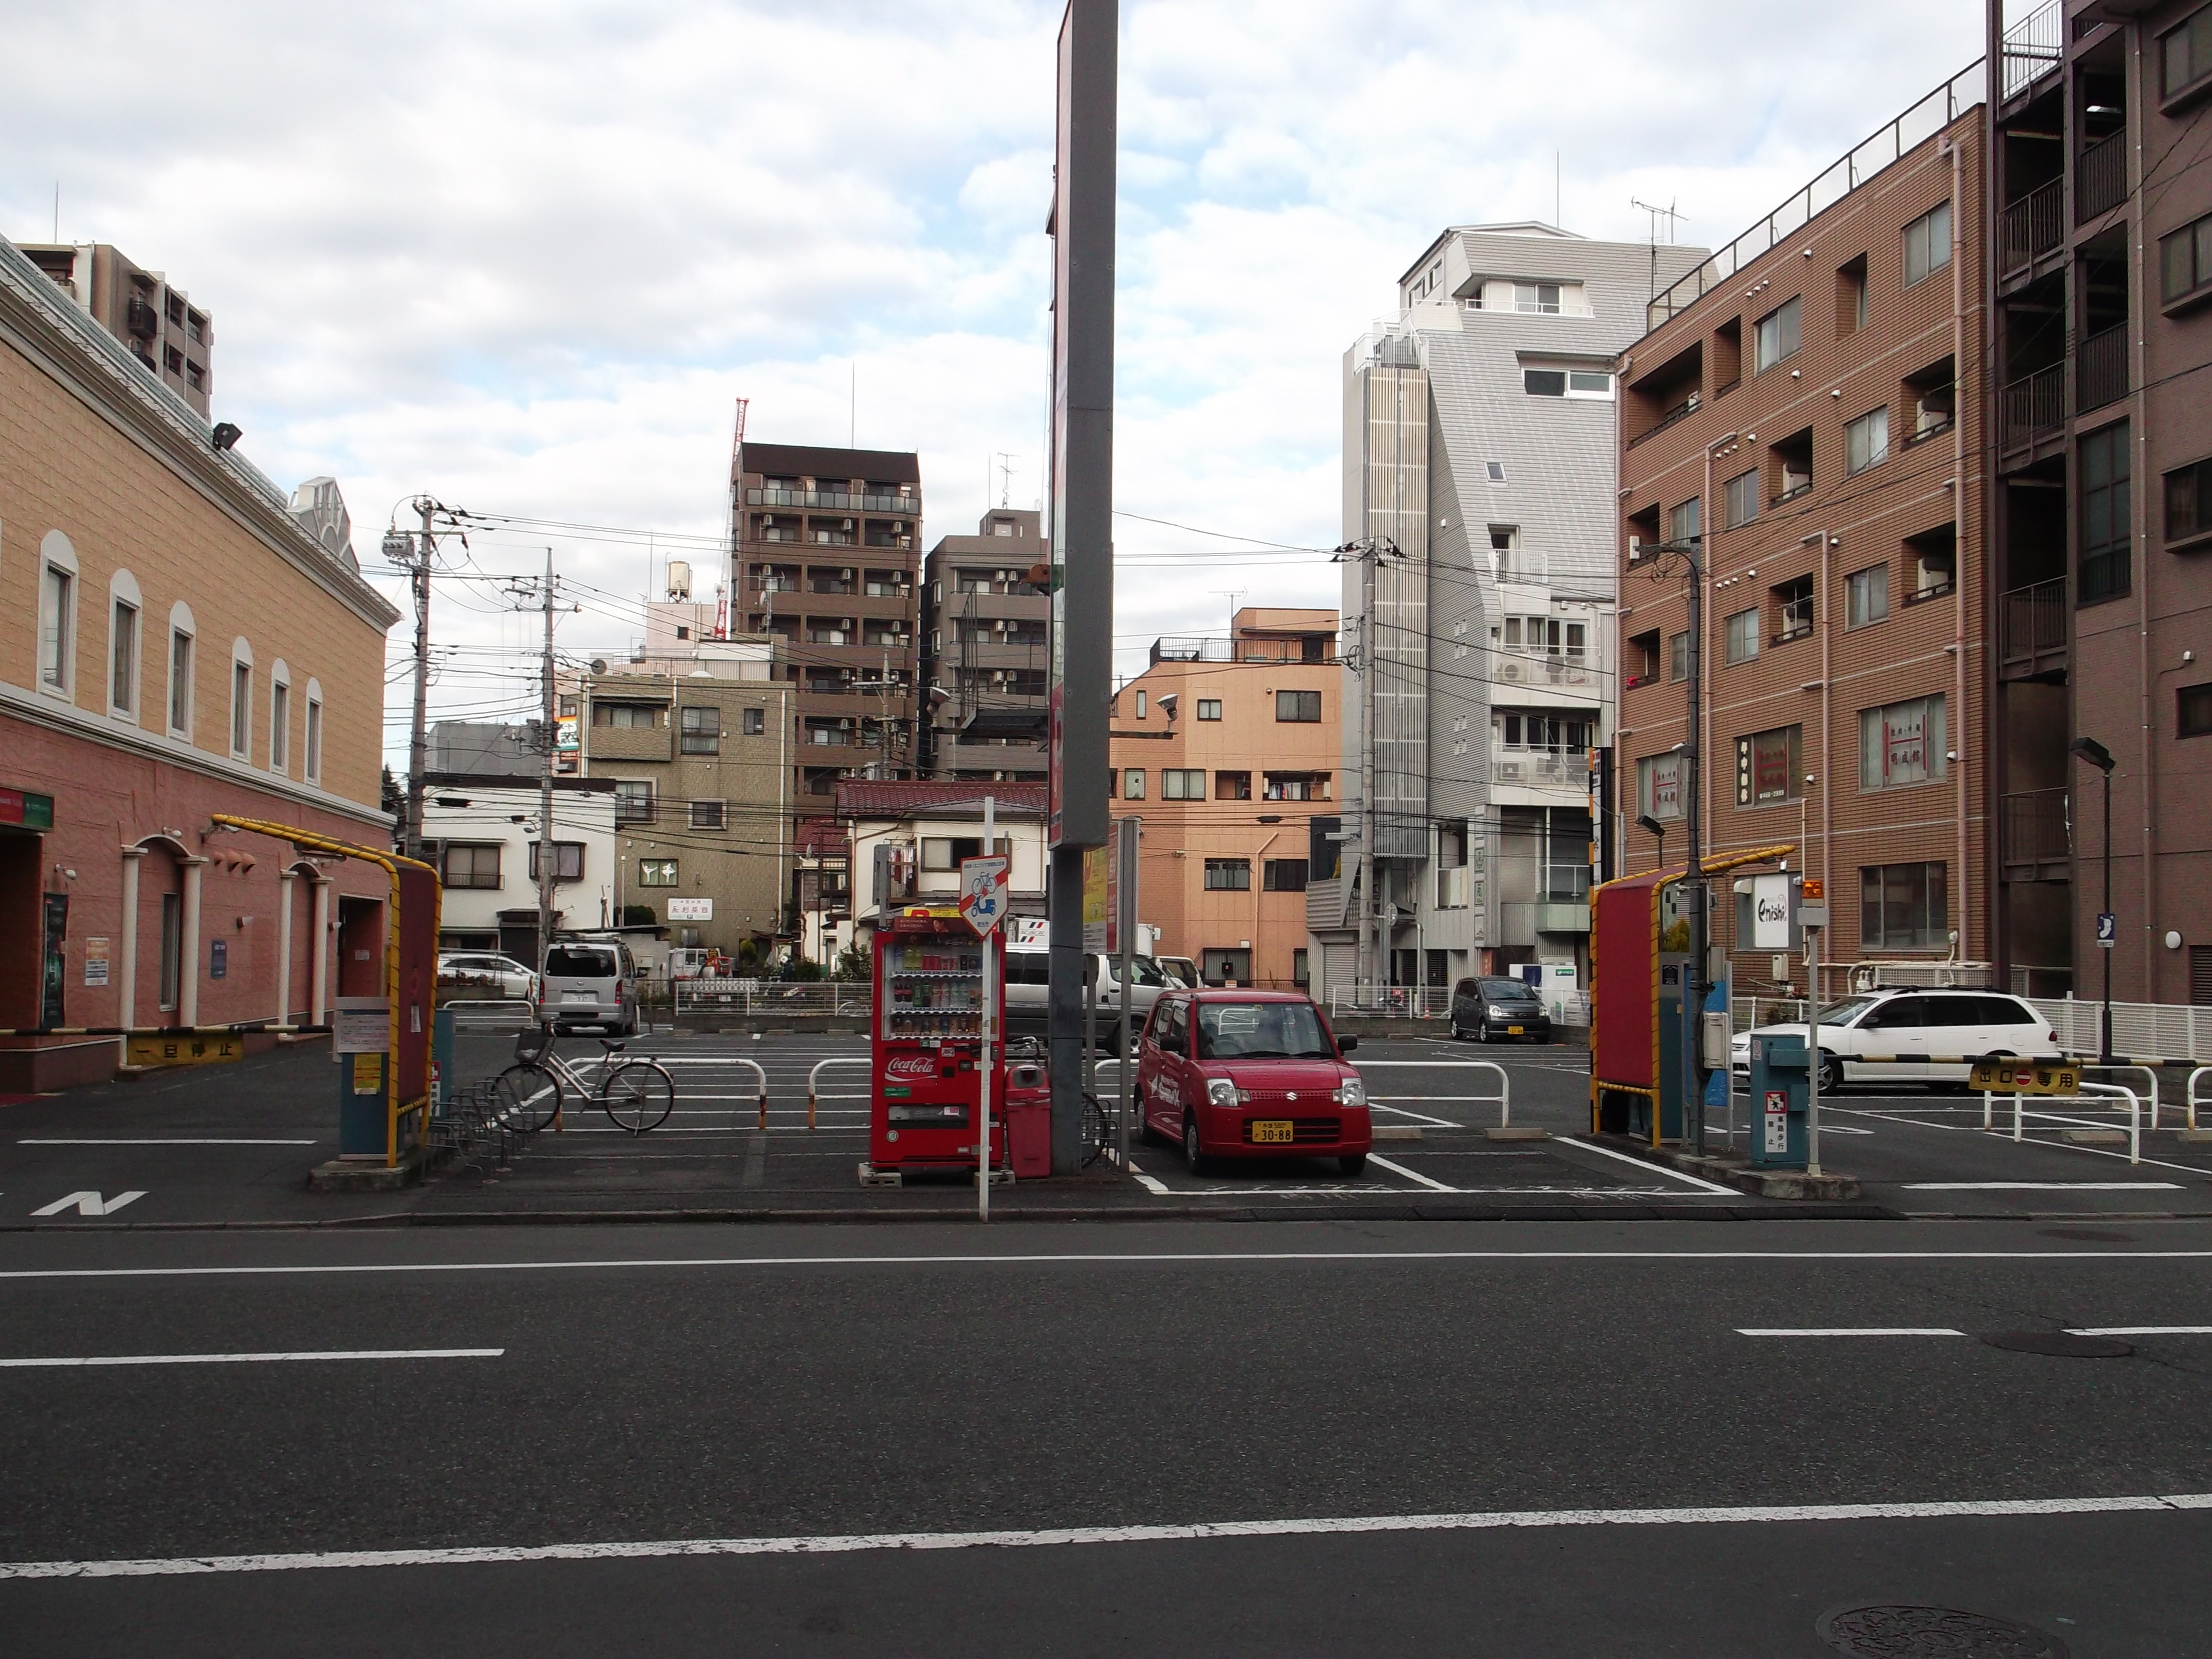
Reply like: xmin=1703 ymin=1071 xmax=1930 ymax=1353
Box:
xmin=866 ymin=907 xmax=1008 ymax=1178
xmin=1747 ymin=1032 xmax=1810 ymax=1168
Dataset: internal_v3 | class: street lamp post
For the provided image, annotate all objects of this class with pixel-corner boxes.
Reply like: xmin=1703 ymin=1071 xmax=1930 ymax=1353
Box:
xmin=2071 ymin=736 xmax=2116 ymax=1063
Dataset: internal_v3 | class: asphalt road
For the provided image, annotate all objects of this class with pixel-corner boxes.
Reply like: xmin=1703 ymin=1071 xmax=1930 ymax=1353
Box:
xmin=4 ymin=1216 xmax=2211 ymax=1653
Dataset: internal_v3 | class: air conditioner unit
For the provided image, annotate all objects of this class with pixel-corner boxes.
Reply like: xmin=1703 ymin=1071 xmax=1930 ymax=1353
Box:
xmin=417 ymin=838 xmax=444 ymax=860
xmin=1627 ymin=536 xmax=1644 ymax=563
xmin=841 ymin=567 xmax=854 ymax=579
xmin=1563 ymin=667 xmax=1587 ymax=685
xmin=1498 ymin=761 xmax=1522 ymax=782
xmin=841 ymin=519 xmax=855 ymax=531
xmin=1499 ymin=661 xmax=1523 ymax=681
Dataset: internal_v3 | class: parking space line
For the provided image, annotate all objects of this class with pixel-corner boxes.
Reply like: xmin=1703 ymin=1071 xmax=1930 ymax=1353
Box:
xmin=17 ymin=1138 xmax=318 ymax=1146
xmin=1554 ymin=1136 xmax=1739 ymax=1196
xmin=0 ymin=1348 xmax=504 ymax=1369
xmin=1738 ymin=1328 xmax=1964 ymax=1338
xmin=1364 ymin=1153 xmax=1457 ymax=1193
xmin=2069 ymin=1326 xmax=2212 ymax=1336
xmin=1368 ymin=1103 xmax=1462 ymax=1128
xmin=1902 ymin=1182 xmax=2184 ymax=1191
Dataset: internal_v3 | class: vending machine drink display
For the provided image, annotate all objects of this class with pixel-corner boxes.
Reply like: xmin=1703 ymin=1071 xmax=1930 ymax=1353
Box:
xmin=867 ymin=906 xmax=1007 ymax=1175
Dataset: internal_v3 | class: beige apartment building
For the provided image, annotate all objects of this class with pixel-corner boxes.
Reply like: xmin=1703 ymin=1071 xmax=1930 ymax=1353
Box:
xmin=1111 ymin=609 xmax=1339 ymax=987
xmin=21 ymin=242 xmax=214 ymax=418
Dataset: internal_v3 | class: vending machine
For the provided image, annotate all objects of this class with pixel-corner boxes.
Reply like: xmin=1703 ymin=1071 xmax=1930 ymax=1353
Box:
xmin=865 ymin=906 xmax=1007 ymax=1177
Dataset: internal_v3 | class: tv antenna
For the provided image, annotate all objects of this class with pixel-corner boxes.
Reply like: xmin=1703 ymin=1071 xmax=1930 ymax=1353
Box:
xmin=1630 ymin=197 xmax=1684 ymax=245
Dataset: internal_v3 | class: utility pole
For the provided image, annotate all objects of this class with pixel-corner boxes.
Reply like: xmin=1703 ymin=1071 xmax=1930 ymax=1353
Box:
xmin=1335 ymin=537 xmax=1400 ymax=1002
xmin=537 ymin=549 xmax=557 ymax=978
xmin=1659 ymin=527 xmax=1708 ymax=1153
xmin=383 ymin=500 xmax=440 ymax=858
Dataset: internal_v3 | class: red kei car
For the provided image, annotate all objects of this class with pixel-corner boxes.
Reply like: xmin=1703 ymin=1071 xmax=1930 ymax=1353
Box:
xmin=1136 ymin=990 xmax=1371 ymax=1176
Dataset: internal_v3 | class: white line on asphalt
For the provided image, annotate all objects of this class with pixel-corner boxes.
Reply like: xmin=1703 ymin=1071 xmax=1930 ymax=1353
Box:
xmin=17 ymin=1139 xmax=318 ymax=1146
xmin=1364 ymin=1153 xmax=1458 ymax=1193
xmin=1368 ymin=1103 xmax=1464 ymax=1127
xmin=0 ymin=1348 xmax=503 ymax=1369
xmin=2068 ymin=1326 xmax=2212 ymax=1336
xmin=1738 ymin=1328 xmax=1965 ymax=1338
xmin=7 ymin=1492 xmax=2209 ymax=1581
xmin=1553 ymin=1136 xmax=1740 ymax=1196
xmin=10 ymin=1248 xmax=2212 ymax=1284
xmin=1902 ymin=1182 xmax=2185 ymax=1191
xmin=1829 ymin=1107 xmax=2212 ymax=1179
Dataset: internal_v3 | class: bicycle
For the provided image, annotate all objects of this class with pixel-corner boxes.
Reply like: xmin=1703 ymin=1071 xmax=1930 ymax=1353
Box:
xmin=491 ymin=1023 xmax=676 ymax=1134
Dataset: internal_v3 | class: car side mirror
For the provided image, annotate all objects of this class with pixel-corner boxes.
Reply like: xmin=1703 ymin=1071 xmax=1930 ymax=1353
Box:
xmin=1337 ymin=1034 xmax=1357 ymax=1053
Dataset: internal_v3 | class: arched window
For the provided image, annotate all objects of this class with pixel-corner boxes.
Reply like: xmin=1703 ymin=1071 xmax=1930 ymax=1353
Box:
xmin=167 ymin=602 xmax=196 ymax=738
xmin=303 ymin=676 xmax=324 ymax=784
xmin=268 ymin=657 xmax=291 ymax=774
xmin=38 ymin=530 xmax=79 ymax=700
xmin=229 ymin=636 xmax=254 ymax=761
xmin=107 ymin=568 xmax=143 ymax=722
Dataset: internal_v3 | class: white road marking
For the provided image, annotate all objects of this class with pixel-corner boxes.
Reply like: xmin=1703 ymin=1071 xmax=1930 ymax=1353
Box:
xmin=30 ymin=1191 xmax=145 ymax=1217
xmin=1554 ymin=1137 xmax=1739 ymax=1196
xmin=0 ymin=1348 xmax=503 ymax=1369
xmin=1739 ymin=1328 xmax=1965 ymax=1338
xmin=1364 ymin=1153 xmax=1457 ymax=1193
xmin=15 ymin=1247 xmax=2212 ymax=1284
xmin=1368 ymin=1102 xmax=1463 ymax=1127
xmin=7 ymin=1493 xmax=2209 ymax=1581
xmin=18 ymin=1139 xmax=317 ymax=1147
xmin=2068 ymin=1326 xmax=2212 ymax=1337
xmin=1902 ymin=1182 xmax=2184 ymax=1191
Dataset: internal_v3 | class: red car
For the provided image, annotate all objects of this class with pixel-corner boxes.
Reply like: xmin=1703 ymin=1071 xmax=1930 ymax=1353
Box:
xmin=1136 ymin=990 xmax=1371 ymax=1176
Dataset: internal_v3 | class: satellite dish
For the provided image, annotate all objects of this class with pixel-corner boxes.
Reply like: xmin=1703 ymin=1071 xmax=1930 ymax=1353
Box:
xmin=590 ymin=658 xmax=608 ymax=675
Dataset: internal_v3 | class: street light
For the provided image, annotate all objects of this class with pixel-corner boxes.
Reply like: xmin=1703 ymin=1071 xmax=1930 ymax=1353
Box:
xmin=2070 ymin=736 xmax=2116 ymax=1063
xmin=1637 ymin=812 xmax=1667 ymax=871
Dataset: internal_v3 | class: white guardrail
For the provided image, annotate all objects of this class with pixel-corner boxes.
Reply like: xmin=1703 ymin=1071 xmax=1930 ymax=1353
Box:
xmin=2026 ymin=999 xmax=2212 ymax=1065
xmin=807 ymin=1056 xmax=870 ymax=1130
xmin=1986 ymin=1079 xmax=2144 ymax=1163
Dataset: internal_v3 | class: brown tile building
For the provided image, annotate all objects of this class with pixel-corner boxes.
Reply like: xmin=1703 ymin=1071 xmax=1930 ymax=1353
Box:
xmin=1616 ymin=70 xmax=1989 ymax=997
xmin=921 ymin=507 xmax=1049 ymax=782
xmin=1990 ymin=0 xmax=2212 ymax=1004
xmin=20 ymin=242 xmax=214 ymax=418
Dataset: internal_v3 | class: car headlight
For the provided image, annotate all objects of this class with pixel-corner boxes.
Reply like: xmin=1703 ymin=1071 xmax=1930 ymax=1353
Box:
xmin=1332 ymin=1077 xmax=1365 ymax=1107
xmin=1206 ymin=1078 xmax=1242 ymax=1107
xmin=1487 ymin=1005 xmax=1510 ymax=1017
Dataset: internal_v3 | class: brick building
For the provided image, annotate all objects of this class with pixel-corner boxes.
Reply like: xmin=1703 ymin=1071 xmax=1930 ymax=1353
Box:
xmin=1615 ymin=69 xmax=1989 ymax=996
xmin=920 ymin=507 xmax=1049 ymax=781
xmin=0 ymin=235 xmax=398 ymax=1087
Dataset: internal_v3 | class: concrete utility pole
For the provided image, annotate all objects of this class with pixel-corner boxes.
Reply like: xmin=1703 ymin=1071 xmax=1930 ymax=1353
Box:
xmin=1659 ymin=527 xmax=1708 ymax=1153
xmin=384 ymin=499 xmax=440 ymax=858
xmin=538 ymin=548 xmax=557 ymax=979
xmin=1335 ymin=536 xmax=1400 ymax=1002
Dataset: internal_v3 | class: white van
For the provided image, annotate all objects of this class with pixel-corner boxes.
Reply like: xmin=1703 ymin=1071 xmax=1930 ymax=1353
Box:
xmin=1002 ymin=947 xmax=1169 ymax=1046
xmin=534 ymin=938 xmax=640 ymax=1035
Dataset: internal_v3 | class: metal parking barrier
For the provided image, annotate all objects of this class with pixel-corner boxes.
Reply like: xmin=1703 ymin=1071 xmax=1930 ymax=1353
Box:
xmin=1459 ymin=1060 xmax=1513 ymax=1129
xmin=2010 ymin=1079 xmax=2143 ymax=1164
xmin=441 ymin=998 xmax=536 ymax=1034
xmin=2190 ymin=1066 xmax=2212 ymax=1133
xmin=808 ymin=1056 xmax=870 ymax=1131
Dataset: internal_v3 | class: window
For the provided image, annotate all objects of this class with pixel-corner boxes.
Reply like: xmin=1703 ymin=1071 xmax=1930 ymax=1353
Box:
xmin=168 ymin=625 xmax=194 ymax=735
xmin=1836 ymin=254 xmax=1868 ymax=334
xmin=637 ymin=859 xmax=678 ymax=887
xmin=528 ymin=842 xmax=585 ymax=883
xmin=921 ymin=836 xmax=1011 ymax=870
xmin=1771 ymin=574 xmax=1814 ymax=642
xmin=2080 ymin=422 xmax=2132 ymax=604
xmin=1524 ymin=368 xmax=1567 ymax=397
xmin=1910 ymin=530 xmax=1956 ymax=600
xmin=231 ymin=657 xmax=252 ymax=758
xmin=1276 ymin=689 xmax=1322 ymax=722
xmin=1846 ymin=563 xmax=1890 ymax=628
xmin=443 ymin=844 xmax=502 ymax=889
xmin=1723 ymin=469 xmax=1758 ymax=529
xmin=1903 ymin=202 xmax=1952 ymax=287
xmin=1520 ymin=367 xmax=1614 ymax=399
xmin=1627 ymin=629 xmax=1662 ymax=689
xmin=1499 ymin=714 xmax=1590 ymax=752
xmin=2162 ymin=215 xmax=2212 ymax=308
xmin=1568 ymin=370 xmax=1613 ymax=397
xmin=1736 ymin=725 xmax=1803 ymax=806
xmin=689 ymin=800 xmax=726 ymax=831
xmin=1724 ymin=608 xmax=1760 ymax=665
xmin=1860 ymin=694 xmax=1947 ymax=791
xmin=270 ymin=677 xmax=289 ymax=773
xmin=1485 ymin=461 xmax=1506 ymax=483
xmin=2162 ymin=4 xmax=2212 ymax=98
xmin=2164 ymin=452 xmax=2212 ymax=546
xmin=1845 ymin=406 xmax=1890 ymax=475
xmin=38 ymin=562 xmax=73 ymax=692
xmin=1195 ymin=698 xmax=1222 ymax=721
xmin=1637 ymin=752 xmax=1683 ymax=820
xmin=678 ymin=705 xmax=720 ymax=755
xmin=1203 ymin=858 xmax=1251 ymax=891
xmin=1667 ymin=496 xmax=1702 ymax=547
xmin=1263 ymin=858 xmax=1309 ymax=892
xmin=159 ymin=892 xmax=181 ymax=1012
xmin=1514 ymin=281 xmax=1565 ymax=313
xmin=109 ymin=598 xmax=138 ymax=716
xmin=1669 ymin=631 xmax=1690 ymax=682
xmin=304 ymin=688 xmax=322 ymax=783
xmin=1753 ymin=296 xmax=1801 ymax=372
xmin=1162 ymin=769 xmax=1206 ymax=800
xmin=1134 ymin=691 xmax=1147 ymax=720
xmin=2180 ymin=681 xmax=2212 ymax=737
xmin=1862 ymin=861 xmax=1947 ymax=950
xmin=613 ymin=779 xmax=655 ymax=823
xmin=1123 ymin=768 xmax=1145 ymax=800
xmin=743 ymin=706 xmax=766 ymax=736
xmin=1906 ymin=358 xmax=1956 ymax=441
xmin=1771 ymin=429 xmax=1813 ymax=502
xmin=1264 ymin=773 xmax=1328 ymax=801
xmin=1293 ymin=948 xmax=1310 ymax=987
xmin=595 ymin=702 xmax=659 ymax=728
xmin=1216 ymin=770 xmax=1252 ymax=800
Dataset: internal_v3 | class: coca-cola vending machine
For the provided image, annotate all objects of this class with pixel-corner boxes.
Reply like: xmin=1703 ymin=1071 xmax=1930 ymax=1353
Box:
xmin=865 ymin=906 xmax=1006 ymax=1178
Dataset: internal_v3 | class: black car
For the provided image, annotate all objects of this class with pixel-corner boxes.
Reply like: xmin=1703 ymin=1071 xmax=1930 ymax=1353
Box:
xmin=1449 ymin=976 xmax=1552 ymax=1043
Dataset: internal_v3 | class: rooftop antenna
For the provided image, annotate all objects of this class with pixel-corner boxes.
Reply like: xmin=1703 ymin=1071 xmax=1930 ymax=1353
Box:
xmin=849 ymin=362 xmax=856 ymax=448
xmin=1554 ymin=151 xmax=1561 ymax=230
xmin=53 ymin=180 xmax=60 ymax=241
xmin=1630 ymin=196 xmax=1686 ymax=300
xmin=994 ymin=452 xmax=1016 ymax=509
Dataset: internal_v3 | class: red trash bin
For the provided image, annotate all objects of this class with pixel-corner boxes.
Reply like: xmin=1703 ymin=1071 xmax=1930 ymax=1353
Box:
xmin=1004 ymin=1093 xmax=1051 ymax=1179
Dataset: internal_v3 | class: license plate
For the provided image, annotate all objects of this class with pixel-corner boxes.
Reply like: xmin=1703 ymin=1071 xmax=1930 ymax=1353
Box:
xmin=1250 ymin=1120 xmax=1294 ymax=1144
xmin=1506 ymin=1025 xmax=1523 ymax=1035
xmin=563 ymin=993 xmax=595 ymax=1004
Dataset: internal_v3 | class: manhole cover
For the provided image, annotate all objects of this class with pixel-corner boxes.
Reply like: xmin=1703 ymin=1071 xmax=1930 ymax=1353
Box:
xmin=1982 ymin=1330 xmax=2134 ymax=1358
xmin=2037 ymin=1226 xmax=2135 ymax=1242
xmin=1818 ymin=1604 xmax=2068 ymax=1657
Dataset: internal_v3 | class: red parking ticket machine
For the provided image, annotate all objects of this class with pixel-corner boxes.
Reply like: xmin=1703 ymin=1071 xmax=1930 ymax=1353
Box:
xmin=866 ymin=907 xmax=1006 ymax=1176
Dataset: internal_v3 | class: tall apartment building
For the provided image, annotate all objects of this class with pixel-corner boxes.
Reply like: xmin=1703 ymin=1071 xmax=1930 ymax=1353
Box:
xmin=1990 ymin=0 xmax=2212 ymax=1003
xmin=1313 ymin=224 xmax=1707 ymax=1006
xmin=920 ymin=507 xmax=1050 ymax=780
xmin=1616 ymin=69 xmax=1988 ymax=996
xmin=728 ymin=442 xmax=922 ymax=815
xmin=1112 ymin=609 xmax=1339 ymax=988
xmin=20 ymin=242 xmax=214 ymax=417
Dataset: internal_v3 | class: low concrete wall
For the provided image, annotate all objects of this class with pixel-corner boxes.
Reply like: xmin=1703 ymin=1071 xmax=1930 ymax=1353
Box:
xmin=0 ymin=1036 xmax=123 ymax=1092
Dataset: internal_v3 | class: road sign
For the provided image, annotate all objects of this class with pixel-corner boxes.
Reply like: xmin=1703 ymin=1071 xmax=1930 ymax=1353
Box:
xmin=958 ymin=855 xmax=1012 ymax=936
xmin=2097 ymin=911 xmax=2117 ymax=948
xmin=1969 ymin=1059 xmax=2083 ymax=1096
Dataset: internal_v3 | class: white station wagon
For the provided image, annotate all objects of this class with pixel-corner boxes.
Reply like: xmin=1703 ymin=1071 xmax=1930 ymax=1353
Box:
xmin=1732 ymin=988 xmax=2059 ymax=1094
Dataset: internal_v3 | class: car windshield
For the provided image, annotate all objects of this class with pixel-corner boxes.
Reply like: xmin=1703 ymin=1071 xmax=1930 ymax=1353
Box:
xmin=1814 ymin=996 xmax=1878 ymax=1026
xmin=545 ymin=946 xmax=616 ymax=977
xmin=1124 ymin=956 xmax=1168 ymax=987
xmin=1477 ymin=979 xmax=1539 ymax=1001
xmin=1194 ymin=1001 xmax=1335 ymax=1060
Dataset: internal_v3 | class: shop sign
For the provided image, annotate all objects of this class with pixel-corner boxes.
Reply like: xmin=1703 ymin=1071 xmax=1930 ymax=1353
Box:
xmin=0 ymin=787 xmax=55 ymax=829
xmin=84 ymin=938 xmax=110 ymax=987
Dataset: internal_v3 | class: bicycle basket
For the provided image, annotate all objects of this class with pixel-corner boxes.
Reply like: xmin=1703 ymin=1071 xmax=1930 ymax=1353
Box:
xmin=514 ymin=1022 xmax=556 ymax=1064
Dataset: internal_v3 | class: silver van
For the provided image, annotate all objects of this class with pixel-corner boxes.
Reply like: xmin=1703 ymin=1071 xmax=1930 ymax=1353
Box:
xmin=1003 ymin=948 xmax=1168 ymax=1047
xmin=534 ymin=939 xmax=640 ymax=1035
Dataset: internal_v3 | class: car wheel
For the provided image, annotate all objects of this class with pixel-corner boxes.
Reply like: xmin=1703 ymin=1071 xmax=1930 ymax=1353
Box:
xmin=1816 ymin=1050 xmax=1844 ymax=1095
xmin=1338 ymin=1153 xmax=1368 ymax=1177
xmin=1182 ymin=1115 xmax=1208 ymax=1177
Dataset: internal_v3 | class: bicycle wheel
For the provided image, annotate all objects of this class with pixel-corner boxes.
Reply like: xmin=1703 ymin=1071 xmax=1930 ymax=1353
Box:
xmin=602 ymin=1061 xmax=675 ymax=1133
xmin=1080 ymin=1091 xmax=1111 ymax=1169
xmin=492 ymin=1063 xmax=563 ymax=1132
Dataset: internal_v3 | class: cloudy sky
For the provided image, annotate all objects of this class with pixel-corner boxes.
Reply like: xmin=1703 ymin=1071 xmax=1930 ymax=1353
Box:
xmin=2 ymin=1 xmax=1985 ymax=761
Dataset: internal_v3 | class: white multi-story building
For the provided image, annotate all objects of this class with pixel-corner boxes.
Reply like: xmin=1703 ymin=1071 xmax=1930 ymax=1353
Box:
xmin=1310 ymin=223 xmax=1706 ymax=1010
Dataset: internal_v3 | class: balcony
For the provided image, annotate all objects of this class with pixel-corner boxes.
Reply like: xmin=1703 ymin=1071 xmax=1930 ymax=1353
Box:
xmin=2000 ymin=787 xmax=2071 ymax=882
xmin=2001 ymin=0 xmax=2061 ymax=101
xmin=2002 ymin=180 xmax=2062 ymax=273
xmin=1149 ymin=636 xmax=1337 ymax=666
xmin=2078 ymin=323 xmax=2128 ymax=414
xmin=1535 ymin=902 xmax=1591 ymax=934
xmin=1492 ymin=652 xmax=1598 ymax=696
xmin=585 ymin=725 xmax=672 ymax=762
xmin=2078 ymin=132 xmax=2127 ymax=223
xmin=1999 ymin=579 xmax=2068 ymax=679
xmin=1490 ymin=748 xmax=1581 ymax=789
xmin=745 ymin=487 xmax=918 ymax=515
xmin=2002 ymin=363 xmax=2065 ymax=450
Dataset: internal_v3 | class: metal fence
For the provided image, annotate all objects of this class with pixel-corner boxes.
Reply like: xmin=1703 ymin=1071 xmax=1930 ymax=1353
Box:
xmin=2027 ymin=999 xmax=2212 ymax=1065
xmin=673 ymin=979 xmax=873 ymax=1018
